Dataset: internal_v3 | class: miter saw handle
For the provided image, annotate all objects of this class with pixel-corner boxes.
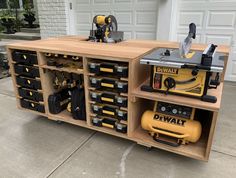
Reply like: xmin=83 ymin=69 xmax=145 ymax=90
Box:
xmin=189 ymin=23 xmax=196 ymax=39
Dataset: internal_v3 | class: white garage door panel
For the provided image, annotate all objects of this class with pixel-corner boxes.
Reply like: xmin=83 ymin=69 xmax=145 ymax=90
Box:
xmin=176 ymin=0 xmax=236 ymax=81
xmin=75 ymin=0 xmax=158 ymax=40
xmin=208 ymin=11 xmax=235 ymax=27
xmin=179 ymin=11 xmax=204 ymax=27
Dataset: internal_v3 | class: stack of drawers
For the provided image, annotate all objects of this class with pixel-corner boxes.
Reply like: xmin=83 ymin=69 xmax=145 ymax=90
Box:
xmin=88 ymin=60 xmax=128 ymax=133
xmin=12 ymin=50 xmax=45 ymax=113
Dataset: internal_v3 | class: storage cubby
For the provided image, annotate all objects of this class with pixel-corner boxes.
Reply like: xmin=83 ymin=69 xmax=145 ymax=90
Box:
xmin=7 ymin=37 xmax=229 ymax=161
xmin=86 ymin=58 xmax=129 ymax=135
xmin=130 ymin=97 xmax=215 ymax=160
xmin=40 ymin=52 xmax=83 ymax=74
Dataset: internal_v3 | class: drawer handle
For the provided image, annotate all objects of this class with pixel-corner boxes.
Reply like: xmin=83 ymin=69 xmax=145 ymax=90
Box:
xmin=102 ymin=123 xmax=114 ymax=129
xmin=23 ymin=54 xmax=27 ymax=60
xmin=29 ymin=91 xmax=33 ymax=96
xmin=25 ymin=68 xmax=29 ymax=72
xmin=102 ymin=110 xmax=115 ymax=116
xmin=31 ymin=103 xmax=35 ymax=107
xmin=27 ymin=80 xmax=31 ymax=84
xmin=100 ymin=67 xmax=113 ymax=73
xmin=101 ymin=97 xmax=114 ymax=103
xmin=101 ymin=83 xmax=114 ymax=88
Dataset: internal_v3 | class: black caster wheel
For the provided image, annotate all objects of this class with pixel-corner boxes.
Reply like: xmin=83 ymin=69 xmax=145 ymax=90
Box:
xmin=56 ymin=120 xmax=63 ymax=124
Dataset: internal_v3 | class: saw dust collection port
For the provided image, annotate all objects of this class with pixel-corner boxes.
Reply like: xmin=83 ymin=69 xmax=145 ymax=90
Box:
xmin=130 ymin=98 xmax=215 ymax=161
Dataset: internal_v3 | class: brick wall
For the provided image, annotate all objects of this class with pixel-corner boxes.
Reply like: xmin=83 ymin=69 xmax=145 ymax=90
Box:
xmin=36 ymin=0 xmax=69 ymax=38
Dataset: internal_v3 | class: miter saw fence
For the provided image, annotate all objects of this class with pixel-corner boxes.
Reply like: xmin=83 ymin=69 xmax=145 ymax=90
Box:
xmin=88 ymin=15 xmax=124 ymax=43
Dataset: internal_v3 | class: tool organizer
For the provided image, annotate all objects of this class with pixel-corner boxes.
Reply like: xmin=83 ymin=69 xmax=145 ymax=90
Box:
xmin=7 ymin=36 xmax=229 ymax=161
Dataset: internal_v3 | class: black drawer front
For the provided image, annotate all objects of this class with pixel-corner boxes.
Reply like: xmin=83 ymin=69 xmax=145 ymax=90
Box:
xmin=14 ymin=64 xmax=40 ymax=78
xmin=12 ymin=50 xmax=38 ymax=65
xmin=90 ymin=91 xmax=127 ymax=107
xmin=16 ymin=77 xmax=42 ymax=90
xmin=18 ymin=88 xmax=43 ymax=102
xmin=92 ymin=117 xmax=127 ymax=133
xmin=88 ymin=62 xmax=128 ymax=77
xmin=91 ymin=104 xmax=117 ymax=116
xmin=89 ymin=77 xmax=128 ymax=93
xmin=91 ymin=104 xmax=127 ymax=120
xmin=20 ymin=99 xmax=45 ymax=113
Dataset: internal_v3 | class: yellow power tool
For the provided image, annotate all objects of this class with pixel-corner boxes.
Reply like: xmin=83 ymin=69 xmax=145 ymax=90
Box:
xmin=141 ymin=101 xmax=202 ymax=147
xmin=88 ymin=15 xmax=124 ymax=43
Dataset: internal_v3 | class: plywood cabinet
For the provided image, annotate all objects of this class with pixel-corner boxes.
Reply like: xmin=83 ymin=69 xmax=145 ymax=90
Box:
xmin=7 ymin=36 xmax=230 ymax=161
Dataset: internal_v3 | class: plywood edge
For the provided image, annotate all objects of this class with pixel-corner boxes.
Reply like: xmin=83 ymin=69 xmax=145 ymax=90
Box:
xmin=125 ymin=40 xmax=230 ymax=54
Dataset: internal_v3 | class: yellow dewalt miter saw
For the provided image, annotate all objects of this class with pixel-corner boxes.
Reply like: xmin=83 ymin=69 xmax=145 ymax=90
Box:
xmin=88 ymin=15 xmax=124 ymax=43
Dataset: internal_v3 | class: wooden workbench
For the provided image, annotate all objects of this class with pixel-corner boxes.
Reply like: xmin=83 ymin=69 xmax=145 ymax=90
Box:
xmin=7 ymin=36 xmax=230 ymax=161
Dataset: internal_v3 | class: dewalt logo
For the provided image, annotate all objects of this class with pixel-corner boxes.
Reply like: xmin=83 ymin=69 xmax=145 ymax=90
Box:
xmin=155 ymin=66 xmax=178 ymax=74
xmin=153 ymin=114 xmax=186 ymax=126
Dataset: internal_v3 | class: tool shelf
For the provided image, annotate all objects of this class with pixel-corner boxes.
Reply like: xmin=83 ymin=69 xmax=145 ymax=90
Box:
xmin=7 ymin=36 xmax=230 ymax=161
xmin=132 ymin=79 xmax=223 ymax=112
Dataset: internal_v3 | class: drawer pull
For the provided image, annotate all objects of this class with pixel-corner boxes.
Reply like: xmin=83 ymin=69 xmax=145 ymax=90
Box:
xmin=23 ymin=54 xmax=27 ymax=60
xmin=102 ymin=110 xmax=115 ymax=116
xmin=27 ymin=80 xmax=31 ymax=84
xmin=29 ymin=91 xmax=33 ymax=96
xmin=31 ymin=103 xmax=35 ymax=107
xmin=101 ymin=97 xmax=114 ymax=103
xmin=102 ymin=123 xmax=114 ymax=129
xmin=100 ymin=67 xmax=113 ymax=73
xmin=101 ymin=82 xmax=114 ymax=88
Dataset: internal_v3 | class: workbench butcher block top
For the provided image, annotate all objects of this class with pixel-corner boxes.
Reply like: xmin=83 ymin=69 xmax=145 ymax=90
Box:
xmin=7 ymin=36 xmax=230 ymax=61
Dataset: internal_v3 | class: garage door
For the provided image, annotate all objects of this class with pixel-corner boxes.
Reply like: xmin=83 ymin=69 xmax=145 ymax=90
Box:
xmin=175 ymin=0 xmax=236 ymax=81
xmin=75 ymin=0 xmax=158 ymax=40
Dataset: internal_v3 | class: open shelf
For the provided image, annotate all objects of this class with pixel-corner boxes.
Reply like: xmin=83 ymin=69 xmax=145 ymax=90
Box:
xmin=48 ymin=110 xmax=87 ymax=127
xmin=132 ymin=79 xmax=223 ymax=112
xmin=131 ymin=126 xmax=207 ymax=161
xmin=41 ymin=65 xmax=83 ymax=74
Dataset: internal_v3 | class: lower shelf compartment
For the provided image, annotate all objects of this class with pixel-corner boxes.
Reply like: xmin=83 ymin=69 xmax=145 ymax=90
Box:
xmin=132 ymin=126 xmax=208 ymax=161
xmin=48 ymin=110 xmax=87 ymax=127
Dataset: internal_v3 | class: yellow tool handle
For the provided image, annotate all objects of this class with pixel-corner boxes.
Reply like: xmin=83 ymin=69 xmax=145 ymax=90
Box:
xmin=100 ymin=67 xmax=113 ymax=73
xmin=149 ymin=125 xmax=188 ymax=139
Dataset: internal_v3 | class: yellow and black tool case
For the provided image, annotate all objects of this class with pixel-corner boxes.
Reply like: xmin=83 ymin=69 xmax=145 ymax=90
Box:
xmin=90 ymin=91 xmax=127 ymax=107
xmin=140 ymin=44 xmax=226 ymax=103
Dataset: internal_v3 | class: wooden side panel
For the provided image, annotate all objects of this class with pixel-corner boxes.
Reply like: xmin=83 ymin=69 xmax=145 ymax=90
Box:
xmin=7 ymin=48 xmax=21 ymax=108
xmin=83 ymin=57 xmax=92 ymax=126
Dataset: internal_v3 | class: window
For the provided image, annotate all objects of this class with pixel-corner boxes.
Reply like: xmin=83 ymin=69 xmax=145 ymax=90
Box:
xmin=9 ymin=0 xmax=20 ymax=9
xmin=23 ymin=0 xmax=34 ymax=8
xmin=0 ymin=0 xmax=7 ymax=9
xmin=0 ymin=0 xmax=34 ymax=9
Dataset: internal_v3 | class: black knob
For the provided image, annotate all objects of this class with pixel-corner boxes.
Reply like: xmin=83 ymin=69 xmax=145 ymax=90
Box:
xmin=164 ymin=77 xmax=176 ymax=89
xmin=164 ymin=49 xmax=170 ymax=56
xmin=192 ymin=69 xmax=199 ymax=76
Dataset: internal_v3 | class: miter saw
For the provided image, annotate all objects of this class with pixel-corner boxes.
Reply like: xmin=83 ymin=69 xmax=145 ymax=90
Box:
xmin=88 ymin=15 xmax=124 ymax=43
